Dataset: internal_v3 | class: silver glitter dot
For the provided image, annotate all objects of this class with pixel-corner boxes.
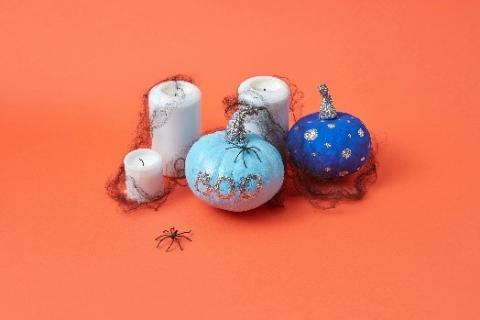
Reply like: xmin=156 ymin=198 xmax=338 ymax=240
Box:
xmin=324 ymin=167 xmax=331 ymax=172
xmin=311 ymin=152 xmax=317 ymax=157
xmin=324 ymin=142 xmax=332 ymax=148
xmin=358 ymin=128 xmax=365 ymax=137
xmin=360 ymin=156 xmax=366 ymax=162
xmin=347 ymin=120 xmax=351 ymax=123
xmin=339 ymin=170 xmax=349 ymax=177
xmin=348 ymin=133 xmax=352 ymax=138
xmin=304 ymin=128 xmax=318 ymax=141
xmin=239 ymin=174 xmax=263 ymax=199
xmin=327 ymin=123 xmax=336 ymax=129
xmin=342 ymin=148 xmax=352 ymax=159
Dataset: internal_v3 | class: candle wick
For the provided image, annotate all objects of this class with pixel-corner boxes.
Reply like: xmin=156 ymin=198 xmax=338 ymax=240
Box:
xmin=139 ymin=158 xmax=145 ymax=166
xmin=174 ymin=81 xmax=180 ymax=97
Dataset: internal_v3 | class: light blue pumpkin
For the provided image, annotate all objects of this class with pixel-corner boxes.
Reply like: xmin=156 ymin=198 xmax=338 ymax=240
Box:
xmin=185 ymin=106 xmax=284 ymax=212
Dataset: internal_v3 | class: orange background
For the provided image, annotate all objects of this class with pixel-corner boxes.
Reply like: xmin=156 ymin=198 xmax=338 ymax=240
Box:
xmin=1 ymin=0 xmax=479 ymax=319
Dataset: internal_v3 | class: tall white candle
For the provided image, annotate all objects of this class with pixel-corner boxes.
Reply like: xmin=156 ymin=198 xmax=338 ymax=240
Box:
xmin=148 ymin=80 xmax=201 ymax=177
xmin=238 ymin=76 xmax=290 ymax=152
xmin=124 ymin=148 xmax=164 ymax=203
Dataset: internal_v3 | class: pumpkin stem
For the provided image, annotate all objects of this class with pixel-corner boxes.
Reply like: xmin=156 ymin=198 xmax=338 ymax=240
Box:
xmin=318 ymin=84 xmax=337 ymax=120
xmin=225 ymin=102 xmax=268 ymax=145
xmin=226 ymin=106 xmax=252 ymax=145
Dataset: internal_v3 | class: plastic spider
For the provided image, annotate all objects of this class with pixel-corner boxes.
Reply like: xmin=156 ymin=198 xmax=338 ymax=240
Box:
xmin=155 ymin=227 xmax=192 ymax=252
xmin=226 ymin=142 xmax=262 ymax=168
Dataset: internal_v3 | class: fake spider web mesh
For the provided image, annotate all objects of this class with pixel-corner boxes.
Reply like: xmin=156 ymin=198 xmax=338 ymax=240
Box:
xmin=285 ymin=146 xmax=378 ymax=209
xmin=106 ymin=74 xmax=378 ymax=212
xmin=221 ymin=76 xmax=301 ymax=207
xmin=222 ymin=76 xmax=377 ymax=209
xmin=105 ymin=74 xmax=194 ymax=212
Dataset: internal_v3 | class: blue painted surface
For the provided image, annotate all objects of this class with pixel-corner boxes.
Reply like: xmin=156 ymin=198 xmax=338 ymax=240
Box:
xmin=185 ymin=131 xmax=284 ymax=212
xmin=287 ymin=112 xmax=371 ymax=179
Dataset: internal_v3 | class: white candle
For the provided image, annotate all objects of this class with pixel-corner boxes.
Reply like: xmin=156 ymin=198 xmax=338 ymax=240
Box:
xmin=238 ymin=75 xmax=290 ymax=151
xmin=124 ymin=148 xmax=164 ymax=203
xmin=148 ymin=80 xmax=201 ymax=177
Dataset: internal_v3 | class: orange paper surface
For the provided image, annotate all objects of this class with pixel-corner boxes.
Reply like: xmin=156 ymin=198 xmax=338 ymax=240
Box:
xmin=1 ymin=0 xmax=479 ymax=319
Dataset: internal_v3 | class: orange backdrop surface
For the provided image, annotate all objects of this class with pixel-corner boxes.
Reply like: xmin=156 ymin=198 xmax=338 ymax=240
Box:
xmin=1 ymin=0 xmax=479 ymax=319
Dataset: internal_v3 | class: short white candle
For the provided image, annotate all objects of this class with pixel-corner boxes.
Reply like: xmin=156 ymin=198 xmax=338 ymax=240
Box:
xmin=124 ymin=148 xmax=164 ymax=203
xmin=238 ymin=75 xmax=290 ymax=151
xmin=148 ymin=80 xmax=201 ymax=177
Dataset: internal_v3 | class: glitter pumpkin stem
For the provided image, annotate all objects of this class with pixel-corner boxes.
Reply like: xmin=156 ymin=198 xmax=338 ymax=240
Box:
xmin=225 ymin=104 xmax=267 ymax=145
xmin=318 ymin=84 xmax=337 ymax=120
xmin=225 ymin=107 xmax=249 ymax=145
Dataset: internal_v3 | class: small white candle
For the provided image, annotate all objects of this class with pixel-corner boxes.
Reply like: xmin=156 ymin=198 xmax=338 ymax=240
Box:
xmin=238 ymin=75 xmax=290 ymax=151
xmin=124 ymin=148 xmax=164 ymax=203
xmin=148 ymin=80 xmax=201 ymax=177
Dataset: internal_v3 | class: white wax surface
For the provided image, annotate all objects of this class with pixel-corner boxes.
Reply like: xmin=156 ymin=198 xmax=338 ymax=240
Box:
xmin=249 ymin=77 xmax=285 ymax=91
xmin=238 ymin=75 xmax=290 ymax=151
xmin=148 ymin=80 xmax=201 ymax=177
xmin=124 ymin=148 xmax=164 ymax=203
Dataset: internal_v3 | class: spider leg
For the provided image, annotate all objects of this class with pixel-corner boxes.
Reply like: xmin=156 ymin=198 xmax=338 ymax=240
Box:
xmin=175 ymin=238 xmax=184 ymax=251
xmin=242 ymin=151 xmax=248 ymax=168
xmin=226 ymin=143 xmax=242 ymax=151
xmin=177 ymin=235 xmax=192 ymax=241
xmin=155 ymin=235 xmax=168 ymax=241
xmin=234 ymin=150 xmax=242 ymax=163
xmin=250 ymin=148 xmax=262 ymax=162
xmin=166 ymin=238 xmax=175 ymax=252
xmin=178 ymin=230 xmax=191 ymax=235
xmin=156 ymin=236 xmax=170 ymax=248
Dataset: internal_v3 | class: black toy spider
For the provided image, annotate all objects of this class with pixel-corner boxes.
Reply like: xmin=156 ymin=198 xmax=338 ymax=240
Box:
xmin=226 ymin=142 xmax=262 ymax=168
xmin=155 ymin=227 xmax=192 ymax=252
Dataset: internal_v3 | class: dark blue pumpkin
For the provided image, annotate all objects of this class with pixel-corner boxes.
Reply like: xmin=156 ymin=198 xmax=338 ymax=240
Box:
xmin=286 ymin=85 xmax=372 ymax=179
